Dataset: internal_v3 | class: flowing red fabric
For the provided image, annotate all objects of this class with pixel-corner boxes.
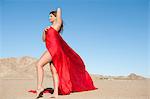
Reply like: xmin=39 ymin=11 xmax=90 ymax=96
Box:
xmin=45 ymin=26 xmax=97 ymax=95
xmin=28 ymin=26 xmax=97 ymax=95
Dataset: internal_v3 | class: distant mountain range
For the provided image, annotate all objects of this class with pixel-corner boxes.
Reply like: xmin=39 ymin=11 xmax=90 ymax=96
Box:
xmin=0 ymin=56 xmax=148 ymax=80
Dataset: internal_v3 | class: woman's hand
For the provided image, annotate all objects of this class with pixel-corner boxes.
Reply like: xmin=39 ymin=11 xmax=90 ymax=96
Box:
xmin=42 ymin=26 xmax=50 ymax=42
xmin=44 ymin=26 xmax=50 ymax=32
xmin=42 ymin=31 xmax=46 ymax=42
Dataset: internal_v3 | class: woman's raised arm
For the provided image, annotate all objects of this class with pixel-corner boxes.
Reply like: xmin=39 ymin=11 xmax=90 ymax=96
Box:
xmin=56 ymin=8 xmax=62 ymax=26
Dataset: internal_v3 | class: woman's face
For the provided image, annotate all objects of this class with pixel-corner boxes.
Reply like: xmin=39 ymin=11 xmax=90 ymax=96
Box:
xmin=49 ymin=14 xmax=56 ymax=23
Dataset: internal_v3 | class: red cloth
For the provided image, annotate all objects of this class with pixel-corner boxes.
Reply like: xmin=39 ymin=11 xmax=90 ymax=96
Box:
xmin=46 ymin=26 xmax=97 ymax=95
xmin=28 ymin=26 xmax=97 ymax=95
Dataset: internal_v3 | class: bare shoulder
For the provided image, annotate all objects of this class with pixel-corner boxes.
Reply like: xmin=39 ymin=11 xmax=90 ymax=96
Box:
xmin=51 ymin=24 xmax=61 ymax=32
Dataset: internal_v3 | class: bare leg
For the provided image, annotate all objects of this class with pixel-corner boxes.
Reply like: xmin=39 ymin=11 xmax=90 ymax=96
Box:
xmin=36 ymin=50 xmax=52 ymax=98
xmin=50 ymin=62 xmax=59 ymax=98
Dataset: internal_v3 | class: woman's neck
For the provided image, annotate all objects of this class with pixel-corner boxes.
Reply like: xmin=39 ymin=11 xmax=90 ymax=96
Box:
xmin=52 ymin=20 xmax=57 ymax=26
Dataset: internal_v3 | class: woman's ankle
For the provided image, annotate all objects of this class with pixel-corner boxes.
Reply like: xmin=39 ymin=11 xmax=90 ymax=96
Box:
xmin=53 ymin=90 xmax=58 ymax=95
xmin=37 ymin=86 xmax=44 ymax=90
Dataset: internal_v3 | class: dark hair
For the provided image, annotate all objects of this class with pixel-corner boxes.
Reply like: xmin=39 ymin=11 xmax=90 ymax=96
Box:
xmin=49 ymin=10 xmax=64 ymax=34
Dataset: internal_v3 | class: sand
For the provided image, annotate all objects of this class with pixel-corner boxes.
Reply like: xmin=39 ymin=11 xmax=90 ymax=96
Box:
xmin=0 ymin=78 xmax=149 ymax=99
xmin=0 ymin=56 xmax=149 ymax=99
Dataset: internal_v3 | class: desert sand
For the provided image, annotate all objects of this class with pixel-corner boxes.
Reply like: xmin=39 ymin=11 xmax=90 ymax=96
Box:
xmin=0 ymin=56 xmax=149 ymax=99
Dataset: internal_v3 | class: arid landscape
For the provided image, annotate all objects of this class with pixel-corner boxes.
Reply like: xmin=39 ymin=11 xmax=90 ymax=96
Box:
xmin=0 ymin=56 xmax=149 ymax=99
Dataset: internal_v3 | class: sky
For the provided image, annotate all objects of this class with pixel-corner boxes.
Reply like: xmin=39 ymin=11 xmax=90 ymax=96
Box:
xmin=0 ymin=0 xmax=149 ymax=77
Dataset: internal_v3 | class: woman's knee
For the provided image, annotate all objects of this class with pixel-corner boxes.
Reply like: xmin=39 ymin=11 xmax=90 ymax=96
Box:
xmin=36 ymin=61 xmax=43 ymax=68
xmin=36 ymin=51 xmax=52 ymax=68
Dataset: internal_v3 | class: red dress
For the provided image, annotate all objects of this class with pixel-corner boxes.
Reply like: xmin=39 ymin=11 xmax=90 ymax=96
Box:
xmin=28 ymin=26 xmax=97 ymax=95
xmin=46 ymin=27 xmax=97 ymax=94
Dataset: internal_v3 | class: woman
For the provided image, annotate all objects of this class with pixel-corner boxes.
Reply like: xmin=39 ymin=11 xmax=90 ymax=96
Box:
xmin=34 ymin=8 xmax=97 ymax=98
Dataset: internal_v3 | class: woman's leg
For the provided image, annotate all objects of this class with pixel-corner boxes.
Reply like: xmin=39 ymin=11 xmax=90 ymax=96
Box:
xmin=36 ymin=50 xmax=52 ymax=96
xmin=50 ymin=62 xmax=59 ymax=97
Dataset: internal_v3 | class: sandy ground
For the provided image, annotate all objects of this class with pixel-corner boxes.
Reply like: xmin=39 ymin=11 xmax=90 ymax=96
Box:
xmin=0 ymin=77 xmax=149 ymax=99
xmin=0 ymin=57 xmax=149 ymax=99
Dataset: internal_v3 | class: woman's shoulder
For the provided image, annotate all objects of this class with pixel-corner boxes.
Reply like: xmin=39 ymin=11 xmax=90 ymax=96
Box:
xmin=50 ymin=25 xmax=61 ymax=32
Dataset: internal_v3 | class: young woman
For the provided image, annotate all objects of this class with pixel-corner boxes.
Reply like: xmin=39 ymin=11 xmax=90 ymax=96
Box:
xmin=35 ymin=8 xmax=97 ymax=98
